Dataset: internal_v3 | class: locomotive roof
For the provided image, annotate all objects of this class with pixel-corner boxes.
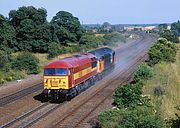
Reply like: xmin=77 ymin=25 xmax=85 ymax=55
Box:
xmin=88 ymin=47 xmax=115 ymax=59
xmin=44 ymin=53 xmax=96 ymax=69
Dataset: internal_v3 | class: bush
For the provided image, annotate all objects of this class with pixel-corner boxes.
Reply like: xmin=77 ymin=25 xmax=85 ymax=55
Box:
xmin=0 ymin=50 xmax=12 ymax=69
xmin=159 ymin=29 xmax=179 ymax=43
xmin=0 ymin=78 xmax=6 ymax=84
xmin=48 ymin=42 xmax=65 ymax=58
xmin=134 ymin=64 xmax=154 ymax=82
xmin=12 ymin=52 xmax=40 ymax=74
xmin=98 ymin=106 xmax=165 ymax=128
xmin=148 ymin=38 xmax=177 ymax=65
xmin=113 ymin=83 xmax=145 ymax=108
xmin=154 ymin=86 xmax=165 ymax=96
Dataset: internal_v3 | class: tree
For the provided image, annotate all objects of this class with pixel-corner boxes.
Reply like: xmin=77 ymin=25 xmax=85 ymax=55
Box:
xmin=0 ymin=14 xmax=16 ymax=52
xmin=159 ymin=23 xmax=168 ymax=32
xmin=0 ymin=50 xmax=12 ymax=69
xmin=9 ymin=6 xmax=52 ymax=53
xmin=171 ymin=20 xmax=180 ymax=36
xmin=103 ymin=32 xmax=126 ymax=45
xmin=51 ymin=11 xmax=84 ymax=44
xmin=79 ymin=34 xmax=103 ymax=49
xmin=101 ymin=22 xmax=112 ymax=32
xmin=159 ymin=29 xmax=179 ymax=43
xmin=9 ymin=6 xmax=47 ymax=28
xmin=148 ymin=38 xmax=177 ymax=65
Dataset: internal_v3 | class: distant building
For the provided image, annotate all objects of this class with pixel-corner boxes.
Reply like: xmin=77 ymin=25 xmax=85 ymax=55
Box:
xmin=125 ymin=25 xmax=158 ymax=31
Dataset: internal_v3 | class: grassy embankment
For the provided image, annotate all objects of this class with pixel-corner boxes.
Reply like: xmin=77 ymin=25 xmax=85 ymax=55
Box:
xmin=143 ymin=44 xmax=180 ymax=120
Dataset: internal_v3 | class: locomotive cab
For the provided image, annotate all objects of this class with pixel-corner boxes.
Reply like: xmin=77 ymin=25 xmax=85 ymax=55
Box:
xmin=43 ymin=68 xmax=70 ymax=90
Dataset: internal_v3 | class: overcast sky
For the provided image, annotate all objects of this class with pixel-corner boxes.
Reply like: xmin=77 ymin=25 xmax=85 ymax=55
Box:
xmin=0 ymin=0 xmax=180 ymax=24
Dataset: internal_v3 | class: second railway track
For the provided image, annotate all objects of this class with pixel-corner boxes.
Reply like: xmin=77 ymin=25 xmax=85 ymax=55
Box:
xmin=0 ymin=83 xmax=42 ymax=107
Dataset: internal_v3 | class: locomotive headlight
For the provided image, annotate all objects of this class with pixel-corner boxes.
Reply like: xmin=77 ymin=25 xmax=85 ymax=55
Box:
xmin=44 ymin=79 xmax=47 ymax=84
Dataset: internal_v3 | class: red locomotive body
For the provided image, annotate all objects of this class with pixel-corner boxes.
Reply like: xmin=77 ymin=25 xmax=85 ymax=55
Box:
xmin=43 ymin=53 xmax=97 ymax=99
xmin=43 ymin=47 xmax=115 ymax=100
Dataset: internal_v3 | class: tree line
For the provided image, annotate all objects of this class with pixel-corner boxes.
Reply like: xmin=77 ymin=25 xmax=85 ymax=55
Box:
xmin=0 ymin=6 xmax=84 ymax=53
xmin=159 ymin=21 xmax=180 ymax=43
xmin=0 ymin=6 xmax=127 ymax=56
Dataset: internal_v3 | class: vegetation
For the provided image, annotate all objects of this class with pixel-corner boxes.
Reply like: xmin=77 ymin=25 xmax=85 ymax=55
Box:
xmin=98 ymin=35 xmax=179 ymax=127
xmin=159 ymin=29 xmax=179 ymax=43
xmin=133 ymin=63 xmax=154 ymax=82
xmin=113 ymin=83 xmax=145 ymax=108
xmin=103 ymin=32 xmax=126 ymax=45
xmin=0 ymin=14 xmax=16 ymax=52
xmin=148 ymin=38 xmax=177 ymax=65
xmin=99 ymin=106 xmax=165 ymax=128
xmin=159 ymin=21 xmax=180 ymax=43
xmin=0 ymin=6 xmax=128 ymax=85
xmin=12 ymin=52 xmax=40 ymax=74
xmin=48 ymin=42 xmax=65 ymax=58
xmin=51 ymin=11 xmax=84 ymax=44
xmin=171 ymin=21 xmax=180 ymax=37
xmin=99 ymin=80 xmax=165 ymax=128
xmin=143 ymin=44 xmax=180 ymax=121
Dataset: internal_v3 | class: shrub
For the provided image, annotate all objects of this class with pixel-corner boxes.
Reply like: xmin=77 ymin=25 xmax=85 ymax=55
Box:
xmin=48 ymin=42 xmax=65 ymax=58
xmin=12 ymin=52 xmax=40 ymax=74
xmin=148 ymin=38 xmax=177 ymax=65
xmin=0 ymin=78 xmax=6 ymax=84
xmin=134 ymin=63 xmax=154 ymax=82
xmin=154 ymin=86 xmax=165 ymax=96
xmin=98 ymin=105 xmax=165 ymax=128
xmin=113 ymin=83 xmax=144 ymax=108
xmin=0 ymin=50 xmax=12 ymax=69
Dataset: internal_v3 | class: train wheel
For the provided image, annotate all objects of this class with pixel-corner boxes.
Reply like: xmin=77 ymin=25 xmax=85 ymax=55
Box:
xmin=66 ymin=94 xmax=72 ymax=101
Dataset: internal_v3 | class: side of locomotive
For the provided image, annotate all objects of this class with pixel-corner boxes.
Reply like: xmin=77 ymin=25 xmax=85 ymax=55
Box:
xmin=43 ymin=47 xmax=115 ymax=100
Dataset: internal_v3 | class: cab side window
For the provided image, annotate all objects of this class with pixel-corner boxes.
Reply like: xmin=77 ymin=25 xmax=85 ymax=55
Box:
xmin=92 ymin=61 xmax=97 ymax=68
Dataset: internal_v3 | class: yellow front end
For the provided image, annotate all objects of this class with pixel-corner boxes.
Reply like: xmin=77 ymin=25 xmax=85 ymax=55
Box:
xmin=44 ymin=76 xmax=69 ymax=90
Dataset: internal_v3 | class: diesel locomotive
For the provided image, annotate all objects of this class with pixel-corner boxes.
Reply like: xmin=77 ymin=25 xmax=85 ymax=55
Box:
xmin=43 ymin=47 xmax=115 ymax=100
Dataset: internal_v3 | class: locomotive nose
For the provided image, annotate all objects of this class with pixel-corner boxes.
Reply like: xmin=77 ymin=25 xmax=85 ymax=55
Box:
xmin=44 ymin=76 xmax=69 ymax=90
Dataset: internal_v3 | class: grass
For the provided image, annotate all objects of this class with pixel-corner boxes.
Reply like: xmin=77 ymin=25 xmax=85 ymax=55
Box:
xmin=143 ymin=44 xmax=180 ymax=120
xmin=0 ymin=70 xmax=26 ymax=85
xmin=33 ymin=53 xmax=49 ymax=70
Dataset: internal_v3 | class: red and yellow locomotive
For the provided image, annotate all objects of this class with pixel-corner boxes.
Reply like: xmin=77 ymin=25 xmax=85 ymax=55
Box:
xmin=43 ymin=47 xmax=115 ymax=100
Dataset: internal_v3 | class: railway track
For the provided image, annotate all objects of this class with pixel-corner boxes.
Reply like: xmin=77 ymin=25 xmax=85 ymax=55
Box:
xmin=1 ymin=51 xmax=148 ymax=128
xmin=1 ymin=102 xmax=62 ymax=128
xmin=52 ymin=52 xmax=148 ymax=128
xmin=0 ymin=34 xmax=155 ymax=128
xmin=0 ymin=83 xmax=42 ymax=107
